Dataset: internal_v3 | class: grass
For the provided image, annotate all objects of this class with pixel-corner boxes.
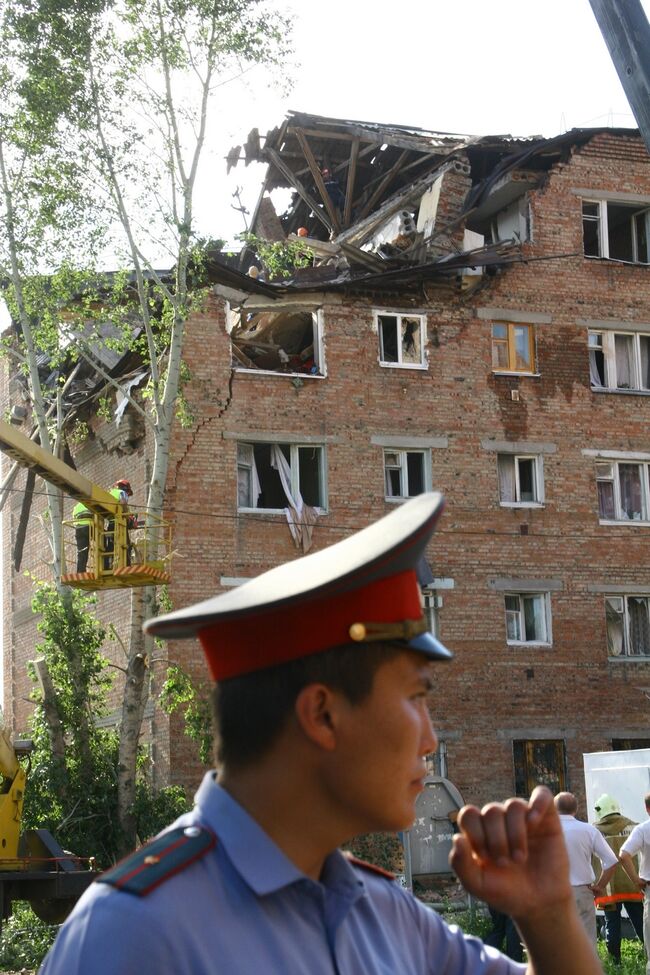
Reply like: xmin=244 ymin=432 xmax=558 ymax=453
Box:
xmin=441 ymin=904 xmax=646 ymax=974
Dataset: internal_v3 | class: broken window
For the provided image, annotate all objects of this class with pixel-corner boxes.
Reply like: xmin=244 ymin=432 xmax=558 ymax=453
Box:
xmin=237 ymin=441 xmax=326 ymax=511
xmin=229 ymin=308 xmax=323 ymax=376
xmin=583 ymin=199 xmax=650 ymax=264
xmin=383 ymin=449 xmax=428 ymax=500
xmin=376 ymin=312 xmax=425 ymax=368
xmin=606 ymin=595 xmax=650 ymax=657
xmin=497 ymin=454 xmax=543 ymax=506
xmin=513 ymin=740 xmax=566 ymax=798
xmin=596 ymin=460 xmax=649 ymax=522
xmin=588 ymin=329 xmax=650 ymax=391
xmin=504 ymin=592 xmax=551 ymax=645
xmin=491 ymin=322 xmax=535 ymax=374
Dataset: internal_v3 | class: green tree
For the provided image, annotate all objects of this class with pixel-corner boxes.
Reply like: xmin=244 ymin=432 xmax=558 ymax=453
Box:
xmin=0 ymin=0 xmax=292 ymax=853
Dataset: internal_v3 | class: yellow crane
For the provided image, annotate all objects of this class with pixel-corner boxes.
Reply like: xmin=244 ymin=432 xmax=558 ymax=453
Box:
xmin=0 ymin=418 xmax=171 ymax=590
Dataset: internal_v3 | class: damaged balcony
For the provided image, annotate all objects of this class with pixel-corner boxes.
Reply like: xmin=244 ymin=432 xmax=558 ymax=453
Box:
xmin=228 ymin=306 xmax=325 ymax=377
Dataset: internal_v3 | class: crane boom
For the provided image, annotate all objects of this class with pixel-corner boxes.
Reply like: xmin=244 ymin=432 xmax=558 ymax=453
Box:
xmin=588 ymin=0 xmax=650 ymax=155
xmin=0 ymin=420 xmax=117 ymax=515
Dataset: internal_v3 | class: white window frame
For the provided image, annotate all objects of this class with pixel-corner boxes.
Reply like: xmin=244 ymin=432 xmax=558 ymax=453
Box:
xmin=422 ymin=590 xmax=442 ymax=638
xmin=497 ymin=454 xmax=544 ymax=507
xmin=374 ymin=310 xmax=427 ymax=369
xmin=504 ymin=592 xmax=552 ymax=647
xmin=596 ymin=459 xmax=650 ymax=524
xmin=588 ymin=329 xmax=650 ymax=392
xmin=582 ymin=199 xmax=650 ymax=265
xmin=383 ymin=448 xmax=431 ymax=501
xmin=237 ymin=441 xmax=328 ymax=513
xmin=605 ymin=594 xmax=650 ymax=659
xmin=227 ymin=306 xmax=326 ymax=378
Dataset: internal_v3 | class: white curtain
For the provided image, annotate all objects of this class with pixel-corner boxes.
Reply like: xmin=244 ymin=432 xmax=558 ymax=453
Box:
xmin=498 ymin=455 xmax=516 ymax=502
xmin=270 ymin=445 xmax=318 ymax=553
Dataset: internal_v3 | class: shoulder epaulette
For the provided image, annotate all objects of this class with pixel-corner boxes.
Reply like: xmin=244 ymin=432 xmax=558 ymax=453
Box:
xmin=97 ymin=825 xmax=216 ymax=897
xmin=345 ymin=852 xmax=395 ymax=880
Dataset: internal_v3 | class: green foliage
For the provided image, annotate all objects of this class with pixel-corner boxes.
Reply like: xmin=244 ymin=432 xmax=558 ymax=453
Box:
xmin=598 ymin=938 xmax=645 ymax=974
xmin=159 ymin=665 xmax=213 ymax=766
xmin=240 ymin=232 xmax=314 ymax=280
xmin=0 ymin=902 xmax=57 ymax=971
xmin=342 ymin=832 xmax=404 ymax=874
xmin=22 ymin=582 xmax=190 ymax=868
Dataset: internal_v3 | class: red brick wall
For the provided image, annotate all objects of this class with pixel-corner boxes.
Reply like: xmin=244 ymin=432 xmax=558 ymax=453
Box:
xmin=4 ymin=131 xmax=650 ymax=812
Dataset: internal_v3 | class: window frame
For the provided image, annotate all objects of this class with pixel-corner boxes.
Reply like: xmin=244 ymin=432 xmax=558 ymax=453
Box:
xmin=374 ymin=310 xmax=427 ymax=369
xmin=227 ymin=306 xmax=326 ymax=378
xmin=237 ymin=440 xmax=328 ymax=514
xmin=605 ymin=594 xmax=650 ymax=659
xmin=497 ymin=453 xmax=544 ymax=507
xmin=383 ymin=447 xmax=431 ymax=501
xmin=513 ymin=739 xmax=567 ymax=798
xmin=491 ymin=321 xmax=536 ymax=375
xmin=596 ymin=459 xmax=650 ymax=523
xmin=582 ymin=198 xmax=650 ymax=265
xmin=588 ymin=328 xmax=650 ymax=392
xmin=504 ymin=591 xmax=552 ymax=646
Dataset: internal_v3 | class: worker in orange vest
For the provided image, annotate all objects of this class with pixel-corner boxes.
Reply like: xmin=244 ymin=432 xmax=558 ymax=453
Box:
xmin=593 ymin=794 xmax=644 ymax=964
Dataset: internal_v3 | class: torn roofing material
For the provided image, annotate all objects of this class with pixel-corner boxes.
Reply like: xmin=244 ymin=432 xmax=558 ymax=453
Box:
xmin=224 ymin=114 xmax=641 ymax=298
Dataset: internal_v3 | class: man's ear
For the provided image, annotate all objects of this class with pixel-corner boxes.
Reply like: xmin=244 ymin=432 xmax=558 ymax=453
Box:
xmin=294 ymin=683 xmax=342 ymax=752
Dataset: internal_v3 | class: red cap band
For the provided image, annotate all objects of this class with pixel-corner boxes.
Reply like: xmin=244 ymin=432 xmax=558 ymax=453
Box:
xmin=198 ymin=569 xmax=422 ymax=680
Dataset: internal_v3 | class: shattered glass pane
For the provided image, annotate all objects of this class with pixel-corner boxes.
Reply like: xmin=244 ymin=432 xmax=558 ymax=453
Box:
xmin=401 ymin=318 xmax=421 ymax=364
xmin=605 ymin=597 xmax=625 ymax=656
xmin=513 ymin=325 xmax=531 ymax=371
xmin=379 ymin=316 xmax=399 ymax=362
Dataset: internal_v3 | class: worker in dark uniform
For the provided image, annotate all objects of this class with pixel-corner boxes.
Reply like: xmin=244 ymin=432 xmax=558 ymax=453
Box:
xmin=40 ymin=494 xmax=603 ymax=975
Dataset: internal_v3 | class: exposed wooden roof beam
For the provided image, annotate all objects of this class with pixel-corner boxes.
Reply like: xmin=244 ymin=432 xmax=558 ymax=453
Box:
xmin=344 ymin=137 xmax=360 ymax=228
xmin=265 ymin=147 xmax=332 ymax=233
xmin=356 ymin=150 xmax=410 ymax=222
xmin=294 ymin=128 xmax=341 ymax=233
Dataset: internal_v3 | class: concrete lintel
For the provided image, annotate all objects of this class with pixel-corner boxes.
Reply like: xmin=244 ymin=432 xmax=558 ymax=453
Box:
xmin=588 ymin=583 xmax=650 ymax=594
xmin=582 ymin=448 xmax=650 ymax=461
xmin=578 ymin=318 xmax=650 ymax=334
xmin=488 ymin=578 xmax=563 ymax=592
xmin=372 ymin=435 xmax=448 ymax=449
xmin=481 ymin=439 xmax=557 ymax=454
xmin=496 ymin=728 xmax=576 ymax=740
xmin=223 ymin=432 xmax=342 ymax=445
xmin=571 ymin=187 xmax=650 ymax=205
xmin=477 ymin=307 xmax=552 ymax=325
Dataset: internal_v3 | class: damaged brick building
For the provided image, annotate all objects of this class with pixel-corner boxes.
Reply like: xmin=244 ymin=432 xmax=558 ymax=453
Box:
xmin=4 ymin=112 xmax=650 ymax=806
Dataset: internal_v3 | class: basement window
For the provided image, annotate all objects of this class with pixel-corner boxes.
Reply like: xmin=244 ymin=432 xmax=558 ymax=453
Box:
xmin=588 ymin=329 xmax=650 ymax=391
xmin=237 ymin=442 xmax=326 ymax=512
xmin=583 ymin=199 xmax=650 ymax=264
xmin=505 ymin=592 xmax=551 ymax=645
xmin=375 ymin=311 xmax=426 ymax=368
xmin=229 ymin=308 xmax=324 ymax=376
xmin=606 ymin=595 xmax=650 ymax=658
xmin=384 ymin=448 xmax=430 ymax=500
xmin=596 ymin=460 xmax=650 ymax=522
xmin=497 ymin=454 xmax=544 ymax=506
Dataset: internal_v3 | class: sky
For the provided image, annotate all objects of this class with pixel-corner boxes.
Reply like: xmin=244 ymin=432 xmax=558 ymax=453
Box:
xmin=202 ymin=0 xmax=650 ymax=245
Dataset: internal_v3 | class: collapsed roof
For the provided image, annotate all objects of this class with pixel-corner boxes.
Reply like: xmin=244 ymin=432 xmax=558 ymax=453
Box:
xmin=221 ymin=111 xmax=640 ymax=298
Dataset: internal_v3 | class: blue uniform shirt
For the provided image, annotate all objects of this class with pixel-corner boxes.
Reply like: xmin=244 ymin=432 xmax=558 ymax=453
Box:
xmin=40 ymin=773 xmax=525 ymax=975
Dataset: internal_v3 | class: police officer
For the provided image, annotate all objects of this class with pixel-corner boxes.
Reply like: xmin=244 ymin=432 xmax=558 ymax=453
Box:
xmin=40 ymin=493 xmax=603 ymax=975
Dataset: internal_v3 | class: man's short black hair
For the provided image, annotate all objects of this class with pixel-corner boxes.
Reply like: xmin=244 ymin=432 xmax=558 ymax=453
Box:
xmin=212 ymin=642 xmax=405 ymax=771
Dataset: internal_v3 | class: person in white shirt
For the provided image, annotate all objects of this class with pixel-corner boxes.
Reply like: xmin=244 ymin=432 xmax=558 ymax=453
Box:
xmin=554 ymin=792 xmax=618 ymax=943
xmin=619 ymin=792 xmax=650 ymax=975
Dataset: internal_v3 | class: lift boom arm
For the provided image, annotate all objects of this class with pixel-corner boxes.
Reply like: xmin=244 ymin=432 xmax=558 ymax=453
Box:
xmin=0 ymin=420 xmax=118 ymax=515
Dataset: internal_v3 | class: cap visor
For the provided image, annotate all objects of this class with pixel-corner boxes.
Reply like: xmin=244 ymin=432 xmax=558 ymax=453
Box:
xmin=407 ymin=631 xmax=453 ymax=661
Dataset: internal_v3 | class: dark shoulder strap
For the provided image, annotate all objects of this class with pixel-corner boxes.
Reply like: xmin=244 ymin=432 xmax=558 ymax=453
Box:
xmin=97 ymin=825 xmax=216 ymax=896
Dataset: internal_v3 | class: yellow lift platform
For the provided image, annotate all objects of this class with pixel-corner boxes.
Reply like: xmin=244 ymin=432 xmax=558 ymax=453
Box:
xmin=0 ymin=419 xmax=171 ymax=591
